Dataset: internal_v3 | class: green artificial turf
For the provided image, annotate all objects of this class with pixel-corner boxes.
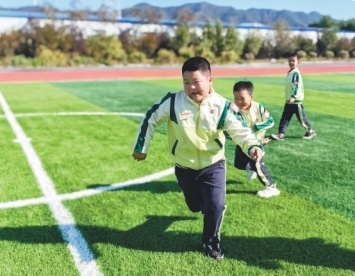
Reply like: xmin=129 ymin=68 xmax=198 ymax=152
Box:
xmin=0 ymin=73 xmax=354 ymax=275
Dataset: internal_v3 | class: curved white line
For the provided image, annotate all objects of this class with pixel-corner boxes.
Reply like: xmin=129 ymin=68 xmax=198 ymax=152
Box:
xmin=0 ymin=167 xmax=175 ymax=210
xmin=60 ymin=167 xmax=175 ymax=201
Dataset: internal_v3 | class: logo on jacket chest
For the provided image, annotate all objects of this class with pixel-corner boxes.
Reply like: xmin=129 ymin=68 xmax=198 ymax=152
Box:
xmin=179 ymin=110 xmax=192 ymax=120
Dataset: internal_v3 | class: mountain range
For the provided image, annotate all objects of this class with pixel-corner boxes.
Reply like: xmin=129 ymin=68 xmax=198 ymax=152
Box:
xmin=1 ymin=2 xmax=325 ymax=28
xmin=121 ymin=2 xmax=324 ymax=28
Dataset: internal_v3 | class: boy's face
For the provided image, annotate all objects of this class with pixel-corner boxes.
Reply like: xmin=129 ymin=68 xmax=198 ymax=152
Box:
xmin=288 ymin=56 xmax=298 ymax=70
xmin=233 ymin=89 xmax=253 ymax=110
xmin=183 ymin=70 xmax=213 ymax=104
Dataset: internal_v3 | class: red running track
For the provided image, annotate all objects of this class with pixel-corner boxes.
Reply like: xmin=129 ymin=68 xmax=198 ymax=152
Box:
xmin=1 ymin=62 xmax=355 ymax=82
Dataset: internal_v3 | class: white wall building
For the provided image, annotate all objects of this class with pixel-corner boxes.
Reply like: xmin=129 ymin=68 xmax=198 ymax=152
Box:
xmin=0 ymin=9 xmax=354 ymax=42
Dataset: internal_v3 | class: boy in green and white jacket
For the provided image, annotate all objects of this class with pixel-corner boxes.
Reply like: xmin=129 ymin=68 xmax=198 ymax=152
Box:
xmin=232 ymin=80 xmax=280 ymax=198
xmin=271 ymin=53 xmax=316 ymax=140
xmin=132 ymin=57 xmax=263 ymax=260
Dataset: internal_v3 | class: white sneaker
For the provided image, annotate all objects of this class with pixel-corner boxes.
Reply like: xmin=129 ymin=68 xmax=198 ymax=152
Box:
xmin=257 ymin=184 xmax=280 ymax=198
xmin=247 ymin=170 xmax=257 ymax=180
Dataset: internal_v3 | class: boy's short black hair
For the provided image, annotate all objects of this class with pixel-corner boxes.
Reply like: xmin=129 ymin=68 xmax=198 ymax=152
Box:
xmin=233 ymin=81 xmax=254 ymax=95
xmin=182 ymin=56 xmax=211 ymax=74
xmin=289 ymin=52 xmax=299 ymax=59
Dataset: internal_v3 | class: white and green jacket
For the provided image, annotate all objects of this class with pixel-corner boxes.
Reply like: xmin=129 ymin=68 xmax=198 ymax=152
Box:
xmin=285 ymin=67 xmax=304 ymax=104
xmin=133 ymin=90 xmax=262 ymax=170
xmin=238 ymin=101 xmax=274 ymax=140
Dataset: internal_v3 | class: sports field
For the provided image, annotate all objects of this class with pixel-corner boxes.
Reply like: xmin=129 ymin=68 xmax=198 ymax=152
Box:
xmin=0 ymin=64 xmax=354 ymax=275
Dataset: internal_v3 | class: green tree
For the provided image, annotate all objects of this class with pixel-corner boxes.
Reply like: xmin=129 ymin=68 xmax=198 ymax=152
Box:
xmin=339 ymin=19 xmax=355 ymax=31
xmin=213 ymin=20 xmax=225 ymax=57
xmin=202 ymin=21 xmax=215 ymax=48
xmin=85 ymin=34 xmax=126 ymax=65
xmin=272 ymin=20 xmax=295 ymax=58
xmin=224 ymin=25 xmax=243 ymax=58
xmin=171 ymin=24 xmax=191 ymax=53
xmin=309 ymin=16 xmax=337 ymax=28
xmin=334 ymin=37 xmax=352 ymax=56
xmin=316 ymin=29 xmax=337 ymax=56
xmin=257 ymin=36 xmax=274 ymax=59
xmin=243 ymin=32 xmax=264 ymax=57
xmin=294 ymin=35 xmax=316 ymax=53
xmin=195 ymin=21 xmax=215 ymax=57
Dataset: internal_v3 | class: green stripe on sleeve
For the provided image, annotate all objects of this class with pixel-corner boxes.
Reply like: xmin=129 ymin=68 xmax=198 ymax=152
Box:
xmin=134 ymin=92 xmax=172 ymax=152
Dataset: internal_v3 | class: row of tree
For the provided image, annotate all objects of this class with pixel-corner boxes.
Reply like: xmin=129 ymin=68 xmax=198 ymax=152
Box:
xmin=0 ymin=15 xmax=354 ymax=67
xmin=309 ymin=16 xmax=355 ymax=32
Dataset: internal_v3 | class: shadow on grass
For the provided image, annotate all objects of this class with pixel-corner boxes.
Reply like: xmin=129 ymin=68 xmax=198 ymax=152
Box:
xmin=1 ymin=215 xmax=354 ymax=271
xmin=226 ymin=190 xmax=257 ymax=195
xmin=87 ymin=180 xmax=254 ymax=195
xmin=226 ymin=179 xmax=243 ymax=185
xmin=226 ymin=180 xmax=259 ymax=195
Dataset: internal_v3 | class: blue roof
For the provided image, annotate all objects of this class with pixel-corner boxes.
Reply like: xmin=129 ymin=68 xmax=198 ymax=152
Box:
xmin=1 ymin=9 xmax=354 ymax=33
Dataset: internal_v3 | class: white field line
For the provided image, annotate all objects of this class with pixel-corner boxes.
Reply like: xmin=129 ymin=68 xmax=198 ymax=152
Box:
xmin=0 ymin=92 xmax=103 ymax=276
xmin=0 ymin=111 xmax=145 ymax=119
xmin=60 ymin=167 xmax=175 ymax=200
xmin=0 ymin=167 xmax=174 ymax=209
xmin=0 ymin=197 xmax=49 ymax=209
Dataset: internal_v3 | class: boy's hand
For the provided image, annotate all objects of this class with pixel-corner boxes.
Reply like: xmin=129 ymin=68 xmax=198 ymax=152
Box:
xmin=289 ymin=97 xmax=295 ymax=104
xmin=250 ymin=147 xmax=263 ymax=162
xmin=262 ymin=137 xmax=271 ymax=145
xmin=132 ymin=152 xmax=147 ymax=161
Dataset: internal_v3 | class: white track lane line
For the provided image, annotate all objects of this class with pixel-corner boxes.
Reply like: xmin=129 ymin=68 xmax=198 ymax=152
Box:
xmin=0 ymin=92 xmax=103 ymax=276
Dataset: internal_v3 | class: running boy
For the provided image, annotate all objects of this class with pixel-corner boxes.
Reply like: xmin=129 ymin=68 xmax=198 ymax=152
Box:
xmin=132 ymin=57 xmax=263 ymax=260
xmin=233 ymin=81 xmax=280 ymax=198
xmin=271 ymin=53 xmax=316 ymax=140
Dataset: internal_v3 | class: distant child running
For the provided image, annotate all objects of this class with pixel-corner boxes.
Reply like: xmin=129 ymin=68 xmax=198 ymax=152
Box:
xmin=132 ymin=57 xmax=263 ymax=260
xmin=271 ymin=53 xmax=316 ymax=140
xmin=233 ymin=81 xmax=280 ymax=198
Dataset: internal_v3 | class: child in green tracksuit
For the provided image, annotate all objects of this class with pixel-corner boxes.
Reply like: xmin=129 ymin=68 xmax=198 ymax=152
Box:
xmin=271 ymin=53 xmax=316 ymax=140
xmin=132 ymin=57 xmax=263 ymax=260
xmin=233 ymin=80 xmax=280 ymax=198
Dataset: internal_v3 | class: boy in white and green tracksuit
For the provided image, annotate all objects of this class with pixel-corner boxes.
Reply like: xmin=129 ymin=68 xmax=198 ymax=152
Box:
xmin=271 ymin=53 xmax=316 ymax=140
xmin=132 ymin=57 xmax=263 ymax=260
xmin=232 ymin=80 xmax=280 ymax=198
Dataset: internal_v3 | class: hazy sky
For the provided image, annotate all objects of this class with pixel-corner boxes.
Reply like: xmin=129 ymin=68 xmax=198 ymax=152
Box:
xmin=3 ymin=0 xmax=355 ymax=20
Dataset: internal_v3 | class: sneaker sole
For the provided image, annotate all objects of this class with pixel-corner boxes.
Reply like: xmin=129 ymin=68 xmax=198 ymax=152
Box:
xmin=247 ymin=175 xmax=258 ymax=181
xmin=303 ymin=134 xmax=316 ymax=140
xmin=207 ymin=254 xmax=224 ymax=260
xmin=257 ymin=191 xmax=281 ymax=198
xmin=203 ymin=244 xmax=224 ymax=260
xmin=270 ymin=135 xmax=284 ymax=141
